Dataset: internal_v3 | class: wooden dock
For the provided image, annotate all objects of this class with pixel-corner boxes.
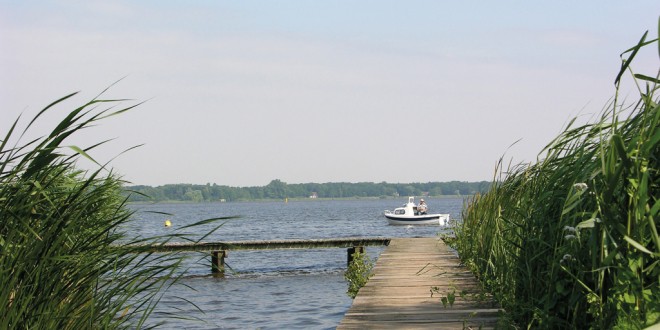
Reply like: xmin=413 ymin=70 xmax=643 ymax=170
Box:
xmin=338 ymin=237 xmax=502 ymax=329
xmin=144 ymin=237 xmax=391 ymax=252
xmin=139 ymin=237 xmax=391 ymax=274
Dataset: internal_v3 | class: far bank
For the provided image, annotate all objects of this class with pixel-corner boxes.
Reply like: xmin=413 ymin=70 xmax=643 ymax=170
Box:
xmin=124 ymin=180 xmax=489 ymax=203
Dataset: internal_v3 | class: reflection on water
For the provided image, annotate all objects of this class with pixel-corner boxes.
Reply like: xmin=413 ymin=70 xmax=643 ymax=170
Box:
xmin=126 ymin=198 xmax=464 ymax=329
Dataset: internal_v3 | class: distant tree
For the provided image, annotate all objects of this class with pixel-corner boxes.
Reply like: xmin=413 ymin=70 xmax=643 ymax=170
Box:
xmin=184 ymin=188 xmax=203 ymax=202
xmin=124 ymin=180 xmax=492 ymax=202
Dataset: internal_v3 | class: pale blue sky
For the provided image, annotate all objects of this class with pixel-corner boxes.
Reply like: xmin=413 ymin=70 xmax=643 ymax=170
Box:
xmin=1 ymin=1 xmax=658 ymax=186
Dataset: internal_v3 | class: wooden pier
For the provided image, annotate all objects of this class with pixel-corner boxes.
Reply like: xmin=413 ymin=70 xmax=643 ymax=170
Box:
xmin=338 ymin=237 xmax=502 ymax=329
xmin=142 ymin=237 xmax=391 ymax=274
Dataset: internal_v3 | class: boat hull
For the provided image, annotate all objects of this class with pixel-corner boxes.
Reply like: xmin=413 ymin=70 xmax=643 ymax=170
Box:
xmin=384 ymin=197 xmax=450 ymax=225
xmin=385 ymin=213 xmax=449 ymax=225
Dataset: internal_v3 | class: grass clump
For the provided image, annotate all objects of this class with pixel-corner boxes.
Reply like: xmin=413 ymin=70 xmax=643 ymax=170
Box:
xmin=0 ymin=91 xmax=225 ymax=328
xmin=453 ymin=25 xmax=659 ymax=329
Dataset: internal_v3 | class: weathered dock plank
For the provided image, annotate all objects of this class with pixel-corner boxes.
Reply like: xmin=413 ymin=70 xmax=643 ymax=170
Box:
xmin=338 ymin=237 xmax=501 ymax=329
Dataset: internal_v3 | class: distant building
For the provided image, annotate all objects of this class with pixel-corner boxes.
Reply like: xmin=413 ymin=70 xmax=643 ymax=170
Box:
xmin=309 ymin=192 xmax=318 ymax=199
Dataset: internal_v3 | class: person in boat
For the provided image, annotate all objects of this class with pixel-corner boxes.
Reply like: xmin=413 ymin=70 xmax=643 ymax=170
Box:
xmin=418 ymin=199 xmax=428 ymax=215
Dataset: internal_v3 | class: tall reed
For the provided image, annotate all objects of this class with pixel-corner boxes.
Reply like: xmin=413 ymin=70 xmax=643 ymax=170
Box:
xmin=453 ymin=24 xmax=659 ymax=329
xmin=0 ymin=92 xmax=228 ymax=328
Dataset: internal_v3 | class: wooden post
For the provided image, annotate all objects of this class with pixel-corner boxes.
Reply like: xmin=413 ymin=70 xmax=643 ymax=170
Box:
xmin=347 ymin=246 xmax=365 ymax=266
xmin=211 ymin=250 xmax=227 ymax=275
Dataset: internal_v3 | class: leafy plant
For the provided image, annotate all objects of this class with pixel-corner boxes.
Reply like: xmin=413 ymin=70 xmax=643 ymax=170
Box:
xmin=344 ymin=249 xmax=374 ymax=299
xmin=432 ymin=287 xmax=457 ymax=308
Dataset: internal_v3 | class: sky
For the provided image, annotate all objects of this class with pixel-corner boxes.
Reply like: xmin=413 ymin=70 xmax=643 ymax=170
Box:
xmin=1 ymin=1 xmax=659 ymax=187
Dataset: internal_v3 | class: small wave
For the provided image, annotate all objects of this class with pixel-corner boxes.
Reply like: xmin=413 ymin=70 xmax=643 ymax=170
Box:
xmin=177 ymin=267 xmax=345 ymax=280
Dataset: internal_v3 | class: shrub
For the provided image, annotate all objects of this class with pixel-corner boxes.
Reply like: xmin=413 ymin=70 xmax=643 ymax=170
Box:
xmin=345 ymin=249 xmax=374 ymax=299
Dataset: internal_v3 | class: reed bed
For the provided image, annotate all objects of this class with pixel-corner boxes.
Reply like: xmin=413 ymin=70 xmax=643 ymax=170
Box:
xmin=0 ymin=92 xmax=228 ymax=329
xmin=453 ymin=26 xmax=659 ymax=329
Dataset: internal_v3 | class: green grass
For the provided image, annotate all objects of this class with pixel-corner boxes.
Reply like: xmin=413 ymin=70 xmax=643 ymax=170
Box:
xmin=0 ymin=91 xmax=229 ymax=328
xmin=452 ymin=23 xmax=659 ymax=329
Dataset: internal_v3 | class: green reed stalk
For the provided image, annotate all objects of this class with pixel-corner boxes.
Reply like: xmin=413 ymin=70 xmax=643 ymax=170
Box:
xmin=0 ymin=92 xmax=230 ymax=329
xmin=453 ymin=23 xmax=659 ymax=329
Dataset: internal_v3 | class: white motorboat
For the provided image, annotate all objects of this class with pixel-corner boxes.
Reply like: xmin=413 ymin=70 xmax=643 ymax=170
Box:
xmin=384 ymin=196 xmax=450 ymax=225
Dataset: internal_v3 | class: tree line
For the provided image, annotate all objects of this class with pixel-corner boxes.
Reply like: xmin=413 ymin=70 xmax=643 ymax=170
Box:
xmin=124 ymin=180 xmax=491 ymax=202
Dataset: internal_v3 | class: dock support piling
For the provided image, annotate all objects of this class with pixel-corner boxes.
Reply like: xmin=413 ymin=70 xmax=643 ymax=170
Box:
xmin=211 ymin=250 xmax=226 ymax=275
xmin=347 ymin=246 xmax=365 ymax=266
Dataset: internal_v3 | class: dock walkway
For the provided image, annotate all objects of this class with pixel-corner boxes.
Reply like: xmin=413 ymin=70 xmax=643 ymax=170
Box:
xmin=338 ymin=237 xmax=502 ymax=329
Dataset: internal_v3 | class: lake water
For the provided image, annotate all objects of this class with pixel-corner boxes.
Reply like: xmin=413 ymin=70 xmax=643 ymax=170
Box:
xmin=127 ymin=197 xmax=465 ymax=329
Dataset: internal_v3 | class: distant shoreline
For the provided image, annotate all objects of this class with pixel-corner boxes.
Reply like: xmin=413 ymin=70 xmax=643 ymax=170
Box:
xmin=126 ymin=195 xmax=470 ymax=204
xmin=123 ymin=180 xmax=490 ymax=203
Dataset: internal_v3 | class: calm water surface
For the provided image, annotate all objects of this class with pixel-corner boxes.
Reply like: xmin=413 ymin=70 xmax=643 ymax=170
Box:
xmin=127 ymin=197 xmax=465 ymax=329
